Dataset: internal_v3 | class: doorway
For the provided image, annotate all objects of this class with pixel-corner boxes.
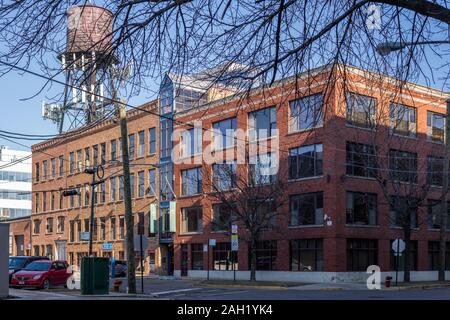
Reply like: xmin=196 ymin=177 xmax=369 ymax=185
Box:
xmin=181 ymin=244 xmax=188 ymax=276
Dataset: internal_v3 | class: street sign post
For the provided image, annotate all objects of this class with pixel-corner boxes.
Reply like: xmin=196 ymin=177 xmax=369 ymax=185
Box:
xmin=231 ymin=225 xmax=238 ymax=282
xmin=207 ymin=239 xmax=216 ymax=281
xmin=392 ymin=238 xmax=405 ymax=286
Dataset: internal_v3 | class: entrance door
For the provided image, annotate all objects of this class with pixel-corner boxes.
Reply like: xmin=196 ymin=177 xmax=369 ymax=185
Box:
xmin=56 ymin=241 xmax=67 ymax=261
xmin=167 ymin=245 xmax=174 ymax=276
xmin=181 ymin=244 xmax=188 ymax=276
xmin=14 ymin=235 xmax=24 ymax=255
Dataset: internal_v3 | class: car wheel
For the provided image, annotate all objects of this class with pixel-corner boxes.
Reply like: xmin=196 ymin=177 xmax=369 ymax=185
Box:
xmin=42 ymin=279 xmax=50 ymax=290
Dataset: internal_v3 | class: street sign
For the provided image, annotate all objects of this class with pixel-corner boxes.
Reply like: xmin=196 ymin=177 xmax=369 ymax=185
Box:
xmin=231 ymin=234 xmax=239 ymax=251
xmin=102 ymin=243 xmax=113 ymax=251
xmin=231 ymin=224 xmax=238 ymax=234
xmin=80 ymin=232 xmax=90 ymax=241
xmin=392 ymin=238 xmax=405 ymax=254
xmin=209 ymin=239 xmax=216 ymax=246
xmin=203 ymin=244 xmax=208 ymax=252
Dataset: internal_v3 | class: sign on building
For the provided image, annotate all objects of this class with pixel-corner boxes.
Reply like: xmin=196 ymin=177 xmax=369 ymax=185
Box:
xmin=231 ymin=234 xmax=239 ymax=251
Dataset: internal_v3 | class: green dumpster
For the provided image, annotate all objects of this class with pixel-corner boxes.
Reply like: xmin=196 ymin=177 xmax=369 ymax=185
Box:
xmin=81 ymin=257 xmax=110 ymax=295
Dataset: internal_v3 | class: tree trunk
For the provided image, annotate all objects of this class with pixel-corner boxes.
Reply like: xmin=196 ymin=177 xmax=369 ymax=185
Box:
xmin=403 ymin=223 xmax=411 ymax=283
xmin=250 ymin=238 xmax=257 ymax=282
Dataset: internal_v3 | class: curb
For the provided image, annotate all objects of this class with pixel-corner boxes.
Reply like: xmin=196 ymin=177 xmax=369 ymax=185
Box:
xmin=383 ymin=284 xmax=450 ymax=291
xmin=198 ymin=283 xmax=288 ymax=290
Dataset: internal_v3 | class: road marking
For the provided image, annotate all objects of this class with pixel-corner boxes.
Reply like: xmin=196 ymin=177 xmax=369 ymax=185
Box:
xmin=151 ymin=288 xmax=202 ymax=296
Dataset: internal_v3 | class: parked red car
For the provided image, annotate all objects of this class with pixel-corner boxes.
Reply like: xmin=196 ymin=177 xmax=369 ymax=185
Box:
xmin=10 ymin=260 xmax=71 ymax=289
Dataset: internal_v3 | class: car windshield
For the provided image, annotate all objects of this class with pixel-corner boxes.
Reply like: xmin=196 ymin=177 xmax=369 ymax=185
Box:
xmin=24 ymin=261 xmax=51 ymax=271
xmin=9 ymin=258 xmax=27 ymax=269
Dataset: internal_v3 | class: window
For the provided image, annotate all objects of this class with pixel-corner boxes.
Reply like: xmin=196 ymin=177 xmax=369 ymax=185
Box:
xmin=130 ymin=173 xmax=135 ymax=198
xmin=51 ymin=158 xmax=56 ymax=178
xmin=389 ymin=149 xmax=417 ymax=183
xmin=180 ymin=127 xmax=202 ymax=157
xmin=59 ymin=192 xmax=63 ymax=210
xmin=160 ymin=163 xmax=173 ymax=201
xmin=346 ymin=192 xmax=377 ymax=226
xmin=427 ymin=156 xmax=446 ymax=186
xmin=76 ymin=186 xmax=82 ymax=207
xmin=290 ymin=239 xmax=323 ymax=271
xmin=110 ymin=140 xmax=117 ymax=161
xmin=390 ymin=103 xmax=416 ymax=137
xmin=119 ymin=216 xmax=125 ymax=239
xmin=181 ymin=206 xmax=203 ymax=233
xmin=84 ymin=184 xmax=90 ymax=206
xmin=148 ymin=169 xmax=156 ymax=196
xmin=290 ymin=192 xmax=323 ymax=226
xmin=213 ymin=242 xmax=238 ymax=271
xmin=85 ymin=147 xmax=90 ymax=167
xmin=347 ymin=239 xmax=378 ymax=271
xmin=212 ymin=162 xmax=236 ymax=191
xmin=129 ymin=134 xmax=135 ymax=160
xmin=174 ymin=88 xmax=207 ymax=111
xmin=58 ymin=156 xmax=64 ymax=177
xmin=93 ymin=145 xmax=98 ymax=166
xmin=160 ymin=120 xmax=172 ymax=158
xmin=346 ymin=142 xmax=377 ymax=178
xmin=160 ymin=85 xmax=173 ymax=114
xmin=253 ymin=240 xmax=277 ymax=271
xmin=428 ymin=242 xmax=450 ymax=270
xmin=138 ymin=171 xmax=145 ymax=197
xmin=50 ymin=192 xmax=55 ymax=211
xmin=389 ymin=196 xmax=418 ymax=228
xmin=427 ymin=200 xmax=450 ymax=230
xmin=100 ymin=217 xmax=106 ymax=240
xmin=249 ymin=152 xmax=277 ymax=185
xmin=427 ymin=111 xmax=445 ymax=143
xmin=42 ymin=191 xmax=47 ymax=212
xmin=290 ymin=93 xmax=323 ymax=131
xmin=212 ymin=203 xmax=235 ymax=231
xmin=69 ymin=189 xmax=74 ymax=208
xmin=92 ymin=218 xmax=98 ymax=241
xmin=33 ymin=219 xmax=41 ymax=234
xmin=161 ymin=207 xmax=171 ymax=233
xmin=69 ymin=221 xmax=74 ymax=242
xmin=110 ymin=217 xmax=116 ymax=240
xmin=101 ymin=143 xmax=106 ymax=165
xmin=345 ymin=92 xmax=376 ymax=128
xmin=110 ymin=176 xmax=116 ymax=202
xmin=77 ymin=149 xmax=82 ymax=173
xmin=191 ymin=244 xmax=204 ymax=270
xmin=149 ymin=128 xmax=156 ymax=154
xmin=57 ymin=216 xmax=65 ymax=233
xmin=390 ymin=240 xmax=417 ymax=271
xmin=213 ymin=117 xmax=237 ymax=150
xmin=248 ymin=107 xmax=277 ymax=141
xmin=69 ymin=152 xmax=75 ymax=174
xmin=138 ymin=131 xmax=145 ymax=157
xmin=43 ymin=160 xmax=48 ymax=180
xmin=119 ymin=176 xmax=124 ymax=200
xmin=99 ymin=181 xmax=106 ymax=203
xmin=181 ymin=167 xmax=202 ymax=195
xmin=46 ymin=217 xmax=53 ymax=233
xmin=289 ymin=144 xmax=323 ymax=179
xmin=35 ymin=162 xmax=40 ymax=182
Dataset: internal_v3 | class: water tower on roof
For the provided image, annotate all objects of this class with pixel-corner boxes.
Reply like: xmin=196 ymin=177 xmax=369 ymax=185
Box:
xmin=42 ymin=4 xmax=120 ymax=134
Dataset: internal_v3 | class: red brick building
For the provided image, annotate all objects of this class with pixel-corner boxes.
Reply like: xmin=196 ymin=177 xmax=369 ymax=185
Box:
xmin=30 ymin=101 xmax=162 ymax=274
xmin=7 ymin=216 xmax=32 ymax=256
xmin=170 ymin=65 xmax=450 ymax=282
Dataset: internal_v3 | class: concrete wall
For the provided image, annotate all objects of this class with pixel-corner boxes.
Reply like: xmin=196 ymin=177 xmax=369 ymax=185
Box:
xmin=178 ymin=269 xmax=450 ymax=283
xmin=0 ymin=223 xmax=9 ymax=298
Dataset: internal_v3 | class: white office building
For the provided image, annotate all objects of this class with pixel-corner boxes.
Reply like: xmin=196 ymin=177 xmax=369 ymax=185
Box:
xmin=0 ymin=146 xmax=32 ymax=220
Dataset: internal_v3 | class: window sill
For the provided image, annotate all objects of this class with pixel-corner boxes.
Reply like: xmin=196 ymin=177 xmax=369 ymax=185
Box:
xmin=345 ymin=224 xmax=379 ymax=228
xmin=179 ymin=232 xmax=203 ymax=236
xmin=179 ymin=193 xmax=203 ymax=199
xmin=389 ymin=226 xmax=419 ymax=231
xmin=345 ymin=123 xmax=376 ymax=132
xmin=288 ymin=175 xmax=323 ymax=182
xmin=288 ymin=224 xmax=324 ymax=229
xmin=287 ymin=125 xmax=323 ymax=135
xmin=391 ymin=133 xmax=418 ymax=140
xmin=428 ymin=228 xmax=450 ymax=232
xmin=345 ymin=175 xmax=377 ymax=181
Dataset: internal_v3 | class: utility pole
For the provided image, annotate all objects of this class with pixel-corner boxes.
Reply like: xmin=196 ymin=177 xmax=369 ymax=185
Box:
xmin=439 ymin=98 xmax=450 ymax=281
xmin=119 ymin=101 xmax=136 ymax=294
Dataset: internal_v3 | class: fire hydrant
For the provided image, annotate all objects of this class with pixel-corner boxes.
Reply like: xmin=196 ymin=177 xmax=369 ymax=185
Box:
xmin=385 ymin=276 xmax=393 ymax=288
xmin=113 ymin=279 xmax=122 ymax=292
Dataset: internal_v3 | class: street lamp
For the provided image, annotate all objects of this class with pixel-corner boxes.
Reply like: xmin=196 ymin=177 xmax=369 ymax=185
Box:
xmin=376 ymin=40 xmax=450 ymax=56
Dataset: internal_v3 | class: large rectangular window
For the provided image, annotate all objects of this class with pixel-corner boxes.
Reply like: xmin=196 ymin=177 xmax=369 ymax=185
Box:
xmin=160 ymin=120 xmax=172 ymax=158
xmin=93 ymin=145 xmax=98 ymax=167
xmin=346 ymin=142 xmax=376 ymax=178
xmin=181 ymin=206 xmax=203 ymax=234
xmin=249 ymin=152 xmax=277 ymax=185
xmin=347 ymin=239 xmax=378 ymax=271
xmin=76 ymin=150 xmax=82 ymax=173
xmin=212 ymin=162 xmax=236 ymax=191
xmin=110 ymin=217 xmax=116 ymax=240
xmin=389 ymin=149 xmax=417 ymax=183
xmin=110 ymin=176 xmax=116 ymax=202
xmin=181 ymin=167 xmax=202 ymax=196
xmin=110 ymin=140 xmax=117 ymax=161
xmin=148 ymin=169 xmax=156 ymax=196
xmin=390 ymin=103 xmax=416 ymax=137
xmin=290 ymin=239 xmax=323 ymax=271
xmin=427 ymin=156 xmax=450 ymax=187
xmin=213 ymin=242 xmax=238 ymax=271
xmin=58 ymin=156 xmax=64 ymax=177
xmin=130 ymin=173 xmax=135 ymax=198
xmin=290 ymin=192 xmax=323 ymax=226
xmin=346 ymin=192 xmax=377 ymax=226
xmin=290 ymin=93 xmax=323 ymax=131
xmin=128 ymin=134 xmax=135 ymax=160
xmin=346 ymin=92 xmax=376 ymax=128
xmin=213 ymin=117 xmax=237 ymax=150
xmin=84 ymin=148 xmax=90 ymax=167
xmin=390 ymin=240 xmax=417 ymax=271
xmin=248 ymin=107 xmax=277 ymax=141
xmin=138 ymin=131 xmax=145 ymax=157
xmin=389 ymin=196 xmax=418 ymax=228
xmin=51 ymin=158 xmax=56 ymax=179
xmin=191 ymin=244 xmax=204 ymax=270
xmin=43 ymin=160 xmax=47 ymax=180
xmin=212 ymin=203 xmax=235 ymax=231
xmin=69 ymin=152 xmax=75 ymax=174
xmin=101 ymin=143 xmax=106 ymax=165
xmin=35 ymin=163 xmax=40 ymax=182
xmin=427 ymin=200 xmax=450 ymax=230
xmin=253 ymin=240 xmax=277 ymax=271
xmin=289 ymin=144 xmax=323 ymax=179
xmin=160 ymin=163 xmax=173 ymax=201
xmin=149 ymin=128 xmax=156 ymax=155
xmin=180 ymin=127 xmax=202 ymax=157
xmin=119 ymin=176 xmax=124 ymax=200
xmin=138 ymin=171 xmax=145 ymax=197
xmin=428 ymin=242 xmax=450 ymax=270
xmin=427 ymin=111 xmax=445 ymax=143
